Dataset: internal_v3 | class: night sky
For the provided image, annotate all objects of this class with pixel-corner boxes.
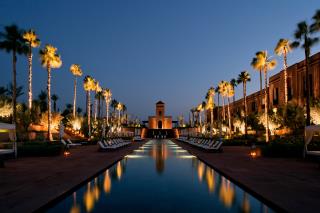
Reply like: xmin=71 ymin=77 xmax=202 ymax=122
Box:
xmin=1 ymin=0 xmax=319 ymax=120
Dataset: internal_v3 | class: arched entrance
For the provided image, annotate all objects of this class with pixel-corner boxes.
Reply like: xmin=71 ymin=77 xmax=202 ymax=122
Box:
xmin=158 ymin=121 xmax=162 ymax=129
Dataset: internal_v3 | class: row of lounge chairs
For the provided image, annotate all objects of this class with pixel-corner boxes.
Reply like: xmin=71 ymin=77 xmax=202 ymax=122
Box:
xmin=61 ymin=139 xmax=82 ymax=148
xmin=177 ymin=136 xmax=223 ymax=151
xmin=98 ymin=138 xmax=131 ymax=150
xmin=133 ymin=135 xmax=143 ymax=141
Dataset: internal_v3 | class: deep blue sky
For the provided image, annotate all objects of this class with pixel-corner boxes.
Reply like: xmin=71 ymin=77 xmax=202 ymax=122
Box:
xmin=1 ymin=0 xmax=319 ymax=120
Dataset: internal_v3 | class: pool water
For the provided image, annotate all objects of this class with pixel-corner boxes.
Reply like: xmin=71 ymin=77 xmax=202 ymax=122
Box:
xmin=46 ymin=139 xmax=274 ymax=213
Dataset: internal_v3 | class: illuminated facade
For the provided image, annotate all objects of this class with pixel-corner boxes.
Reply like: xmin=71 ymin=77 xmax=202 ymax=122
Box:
xmin=148 ymin=101 xmax=172 ymax=129
xmin=231 ymin=52 xmax=320 ymax=114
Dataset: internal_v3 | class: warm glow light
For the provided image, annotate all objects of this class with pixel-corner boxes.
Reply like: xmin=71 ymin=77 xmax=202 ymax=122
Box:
xmin=103 ymin=170 xmax=111 ymax=194
xmin=64 ymin=150 xmax=71 ymax=157
xmin=206 ymin=169 xmax=215 ymax=193
xmin=197 ymin=162 xmax=205 ymax=182
xmin=250 ymin=151 xmax=257 ymax=158
xmin=219 ymin=178 xmax=235 ymax=208
xmin=125 ymin=155 xmax=145 ymax=158
xmin=116 ymin=162 xmax=122 ymax=180
xmin=83 ymin=183 xmax=94 ymax=212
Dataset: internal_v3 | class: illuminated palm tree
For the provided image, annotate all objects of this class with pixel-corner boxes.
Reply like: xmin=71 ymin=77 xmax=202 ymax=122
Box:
xmin=116 ymin=102 xmax=123 ymax=125
xmin=218 ymin=81 xmax=228 ymax=121
xmin=83 ymin=75 xmax=95 ymax=138
xmin=274 ymin=39 xmax=292 ymax=104
xmin=225 ymin=82 xmax=234 ymax=137
xmin=69 ymin=64 xmax=83 ymax=117
xmin=292 ymin=20 xmax=319 ymax=126
xmin=93 ymin=81 xmax=101 ymax=121
xmin=23 ymin=29 xmax=40 ymax=110
xmin=237 ymin=71 xmax=251 ymax=136
xmin=39 ymin=44 xmax=62 ymax=141
xmin=251 ymin=51 xmax=277 ymax=142
xmin=251 ymin=55 xmax=263 ymax=110
xmin=103 ymin=88 xmax=112 ymax=126
xmin=206 ymin=87 xmax=215 ymax=136
xmin=96 ymin=90 xmax=103 ymax=119
xmin=230 ymin=78 xmax=237 ymax=104
xmin=0 ymin=25 xmax=28 ymax=124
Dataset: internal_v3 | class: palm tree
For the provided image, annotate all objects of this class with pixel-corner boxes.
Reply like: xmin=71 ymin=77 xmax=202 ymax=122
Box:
xmin=274 ymin=39 xmax=292 ymax=104
xmin=93 ymin=81 xmax=101 ymax=122
xmin=39 ymin=44 xmax=62 ymax=141
xmin=0 ymin=25 xmax=28 ymax=124
xmin=116 ymin=102 xmax=123 ymax=125
xmin=251 ymin=51 xmax=277 ymax=142
xmin=292 ymin=21 xmax=319 ymax=126
xmin=311 ymin=9 xmax=320 ymax=32
xmin=205 ymin=87 xmax=215 ymax=136
xmin=237 ymin=71 xmax=251 ymax=137
xmin=225 ymin=82 xmax=234 ymax=137
xmin=230 ymin=78 xmax=237 ymax=104
xmin=251 ymin=56 xmax=263 ymax=110
xmin=96 ymin=91 xmax=103 ymax=119
xmin=23 ymin=29 xmax=40 ymax=110
xmin=51 ymin=94 xmax=58 ymax=112
xmin=38 ymin=90 xmax=47 ymax=112
xmin=69 ymin=64 xmax=83 ymax=117
xmin=6 ymin=83 xmax=24 ymax=100
xmin=111 ymin=99 xmax=118 ymax=112
xmin=103 ymin=88 xmax=112 ymax=126
xmin=83 ymin=75 xmax=95 ymax=138
xmin=218 ymin=81 xmax=227 ymax=121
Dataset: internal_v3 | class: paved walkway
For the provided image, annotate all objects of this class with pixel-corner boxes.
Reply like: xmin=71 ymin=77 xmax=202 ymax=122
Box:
xmin=0 ymin=141 xmax=146 ymax=213
xmin=174 ymin=140 xmax=320 ymax=213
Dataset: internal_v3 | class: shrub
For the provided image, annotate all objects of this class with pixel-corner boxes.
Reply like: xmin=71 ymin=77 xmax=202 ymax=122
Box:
xmin=18 ymin=142 xmax=63 ymax=157
xmin=261 ymin=136 xmax=304 ymax=158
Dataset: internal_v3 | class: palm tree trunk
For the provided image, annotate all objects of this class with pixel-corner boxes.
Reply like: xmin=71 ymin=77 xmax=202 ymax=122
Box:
xmin=259 ymin=69 xmax=263 ymax=112
xmin=217 ymin=93 xmax=222 ymax=139
xmin=28 ymin=46 xmax=33 ymax=110
xmin=264 ymin=68 xmax=269 ymax=143
xmin=106 ymin=101 xmax=109 ymax=126
xmin=118 ymin=110 xmax=121 ymax=125
xmin=47 ymin=64 xmax=53 ymax=141
xmin=305 ymin=45 xmax=311 ymax=126
xmin=73 ymin=77 xmax=77 ymax=117
xmin=94 ymin=92 xmax=97 ymax=122
xmin=87 ymin=91 xmax=91 ymax=139
xmin=98 ymin=96 xmax=101 ymax=119
xmin=210 ymin=109 xmax=213 ymax=137
xmin=227 ymin=96 xmax=231 ymax=137
xmin=12 ymin=51 xmax=17 ymax=125
xmin=283 ymin=49 xmax=288 ymax=104
xmin=243 ymin=82 xmax=248 ymax=137
xmin=222 ymin=96 xmax=225 ymax=121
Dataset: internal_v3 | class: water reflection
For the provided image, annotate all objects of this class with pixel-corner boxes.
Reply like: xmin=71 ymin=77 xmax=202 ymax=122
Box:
xmin=48 ymin=140 xmax=273 ymax=213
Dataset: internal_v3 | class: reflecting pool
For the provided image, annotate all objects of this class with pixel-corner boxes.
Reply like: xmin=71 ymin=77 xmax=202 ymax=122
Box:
xmin=46 ymin=139 xmax=274 ymax=213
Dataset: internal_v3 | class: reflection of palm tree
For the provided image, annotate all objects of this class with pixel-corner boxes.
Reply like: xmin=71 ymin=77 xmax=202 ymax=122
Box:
xmin=103 ymin=170 xmax=111 ymax=194
xmin=219 ymin=178 xmax=235 ymax=208
xmin=70 ymin=192 xmax=80 ymax=213
xmin=83 ymin=182 xmax=94 ymax=213
xmin=241 ymin=192 xmax=251 ymax=213
xmin=70 ymin=64 xmax=83 ymax=117
xmin=197 ymin=162 xmax=205 ymax=182
xmin=206 ymin=169 xmax=215 ymax=193
xmin=116 ymin=161 xmax=122 ymax=180
xmin=39 ymin=44 xmax=62 ymax=141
